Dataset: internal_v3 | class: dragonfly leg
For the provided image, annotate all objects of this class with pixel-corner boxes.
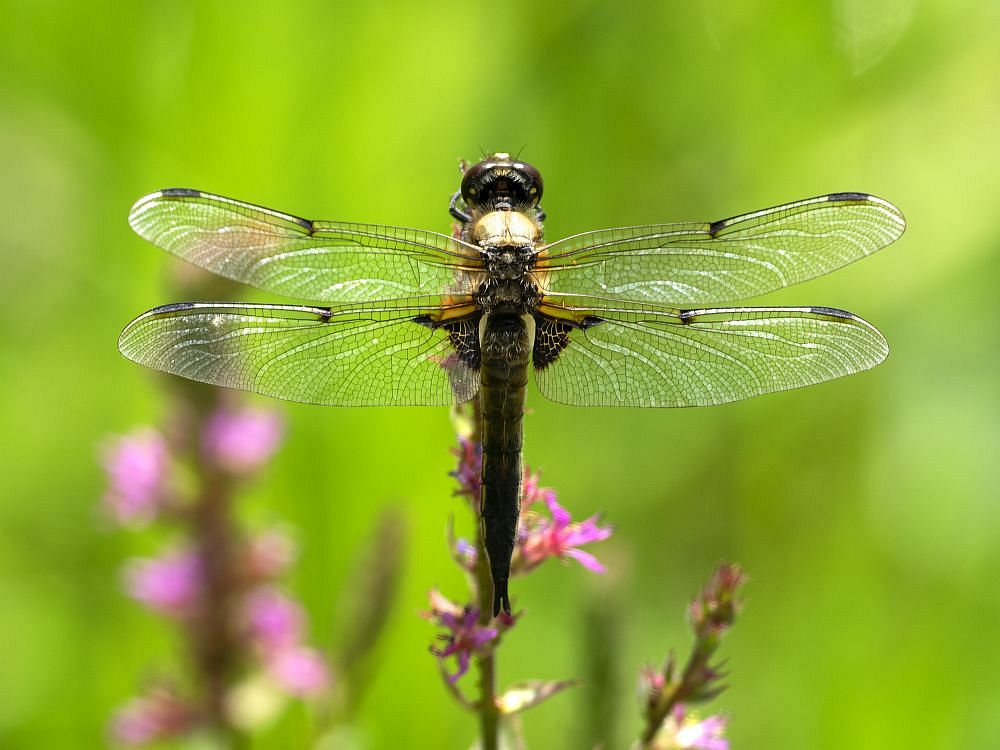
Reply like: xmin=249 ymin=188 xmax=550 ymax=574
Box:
xmin=449 ymin=189 xmax=471 ymax=223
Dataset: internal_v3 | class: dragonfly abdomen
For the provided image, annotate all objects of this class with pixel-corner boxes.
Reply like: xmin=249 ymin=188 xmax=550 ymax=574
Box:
xmin=479 ymin=313 xmax=534 ymax=616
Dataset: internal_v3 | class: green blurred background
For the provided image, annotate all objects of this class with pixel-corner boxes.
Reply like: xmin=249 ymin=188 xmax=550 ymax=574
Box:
xmin=2 ymin=0 xmax=998 ymax=747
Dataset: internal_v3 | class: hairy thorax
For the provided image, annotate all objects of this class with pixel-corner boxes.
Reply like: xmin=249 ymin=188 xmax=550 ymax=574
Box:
xmin=468 ymin=210 xmax=543 ymax=314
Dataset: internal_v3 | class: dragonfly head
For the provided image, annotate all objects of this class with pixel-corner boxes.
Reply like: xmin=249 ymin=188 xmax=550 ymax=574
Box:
xmin=461 ymin=153 xmax=543 ymax=212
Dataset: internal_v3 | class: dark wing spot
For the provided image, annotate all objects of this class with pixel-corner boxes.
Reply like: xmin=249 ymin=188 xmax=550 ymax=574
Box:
xmin=295 ymin=216 xmax=315 ymax=234
xmin=808 ymin=306 xmax=855 ymax=320
xmin=708 ymin=218 xmax=727 ymax=237
xmin=150 ymin=301 xmax=200 ymax=315
xmin=160 ymin=188 xmax=202 ymax=198
xmin=679 ymin=309 xmax=698 ymax=324
xmin=826 ymin=192 xmax=871 ymax=202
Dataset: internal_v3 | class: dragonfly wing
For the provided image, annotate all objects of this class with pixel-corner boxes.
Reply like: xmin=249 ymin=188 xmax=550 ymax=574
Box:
xmin=537 ymin=193 xmax=904 ymax=305
xmin=533 ymin=298 xmax=888 ymax=407
xmin=118 ymin=299 xmax=479 ymax=406
xmin=129 ymin=190 xmax=481 ymax=303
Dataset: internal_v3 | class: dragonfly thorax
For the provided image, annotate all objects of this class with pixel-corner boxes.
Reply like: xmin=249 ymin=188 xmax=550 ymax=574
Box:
xmin=474 ymin=276 xmax=541 ymax=314
xmin=470 ymin=210 xmax=540 ymax=249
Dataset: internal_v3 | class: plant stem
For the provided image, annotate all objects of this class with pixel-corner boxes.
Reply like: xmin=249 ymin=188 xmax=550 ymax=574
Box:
xmin=470 ymin=396 xmax=500 ymax=750
xmin=191 ymin=470 xmax=238 ymax=728
xmin=638 ymin=640 xmax=714 ymax=746
xmin=174 ymin=392 xmax=247 ymax=748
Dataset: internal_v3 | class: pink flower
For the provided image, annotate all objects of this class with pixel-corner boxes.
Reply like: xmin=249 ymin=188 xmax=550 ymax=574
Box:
xmin=245 ymin=587 xmax=303 ymax=651
xmin=110 ymin=688 xmax=194 ymax=746
xmin=670 ymin=706 xmax=729 ymax=750
xmin=453 ymin=537 xmax=478 ymax=567
xmin=201 ymin=407 xmax=284 ymax=474
xmin=124 ymin=550 xmax=201 ymax=618
xmin=101 ymin=429 xmax=171 ymax=526
xmin=640 ymin=663 xmax=667 ymax=706
xmin=519 ymin=492 xmax=613 ymax=573
xmin=424 ymin=590 xmax=498 ymax=683
xmin=243 ymin=586 xmax=330 ymax=697
xmin=520 ymin=468 xmax=557 ymax=508
xmin=265 ymin=646 xmax=330 ymax=697
xmin=450 ymin=438 xmax=481 ymax=499
xmin=244 ymin=528 xmax=297 ymax=580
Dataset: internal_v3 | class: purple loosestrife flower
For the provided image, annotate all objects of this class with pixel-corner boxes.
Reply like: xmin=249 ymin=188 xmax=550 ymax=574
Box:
xmin=124 ymin=549 xmax=201 ymax=619
xmin=201 ymin=406 xmax=284 ymax=475
xmin=101 ymin=429 xmax=171 ymax=526
xmin=245 ymin=587 xmax=304 ymax=650
xmin=519 ymin=468 xmax=556 ymax=508
xmin=424 ymin=590 xmax=499 ymax=683
xmin=265 ymin=646 xmax=330 ymax=697
xmin=243 ymin=528 xmax=297 ymax=581
xmin=452 ymin=537 xmax=478 ymax=569
xmin=451 ymin=437 xmax=482 ymax=500
xmin=519 ymin=492 xmax=613 ymax=573
xmin=110 ymin=688 xmax=195 ymax=746
xmin=657 ymin=706 xmax=729 ymax=750
xmin=244 ymin=587 xmax=330 ymax=697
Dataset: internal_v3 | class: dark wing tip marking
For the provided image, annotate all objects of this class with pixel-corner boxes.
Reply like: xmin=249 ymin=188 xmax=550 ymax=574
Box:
xmin=826 ymin=191 xmax=872 ymax=202
xmin=807 ymin=305 xmax=857 ymax=320
xmin=159 ymin=188 xmax=203 ymax=198
xmin=148 ymin=301 xmax=200 ymax=315
xmin=707 ymin=218 xmax=727 ymax=237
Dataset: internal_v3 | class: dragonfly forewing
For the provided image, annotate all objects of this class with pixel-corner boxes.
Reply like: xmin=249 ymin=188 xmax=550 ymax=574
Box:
xmin=129 ymin=189 xmax=483 ymax=303
xmin=536 ymin=193 xmax=904 ymax=306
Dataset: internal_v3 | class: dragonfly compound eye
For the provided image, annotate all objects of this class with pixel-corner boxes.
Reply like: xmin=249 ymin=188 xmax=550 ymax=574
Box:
xmin=461 ymin=155 xmax=544 ymax=210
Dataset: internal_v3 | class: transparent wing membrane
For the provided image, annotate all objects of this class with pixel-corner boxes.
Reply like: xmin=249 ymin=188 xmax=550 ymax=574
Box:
xmin=537 ymin=193 xmax=904 ymax=305
xmin=118 ymin=300 xmax=479 ymax=406
xmin=129 ymin=189 xmax=481 ymax=303
xmin=534 ymin=299 xmax=888 ymax=407
xmin=122 ymin=186 xmax=900 ymax=410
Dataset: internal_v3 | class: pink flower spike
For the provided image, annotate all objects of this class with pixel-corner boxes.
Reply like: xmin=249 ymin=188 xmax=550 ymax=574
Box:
xmin=244 ymin=587 xmax=304 ymax=652
xmin=266 ymin=646 xmax=330 ymax=697
xmin=124 ymin=550 xmax=201 ymax=619
xmin=201 ymin=407 xmax=284 ymax=475
xmin=101 ymin=429 xmax=171 ymax=526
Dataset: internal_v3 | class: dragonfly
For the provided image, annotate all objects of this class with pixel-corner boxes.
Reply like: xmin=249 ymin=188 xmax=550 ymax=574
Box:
xmin=119 ymin=153 xmax=905 ymax=616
